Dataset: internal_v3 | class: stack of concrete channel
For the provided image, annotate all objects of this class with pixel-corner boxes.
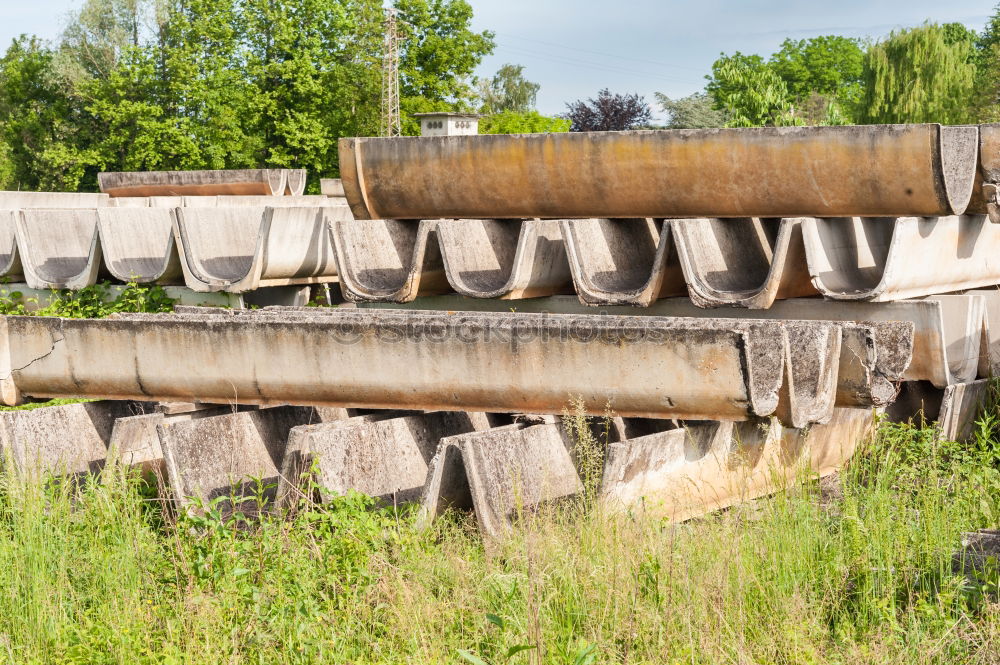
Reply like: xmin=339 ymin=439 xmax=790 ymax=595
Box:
xmin=1 ymin=123 xmax=999 ymax=538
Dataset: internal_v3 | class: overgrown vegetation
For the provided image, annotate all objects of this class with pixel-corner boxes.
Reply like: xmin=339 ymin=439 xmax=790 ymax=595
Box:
xmin=0 ymin=404 xmax=998 ymax=663
xmin=0 ymin=281 xmax=175 ymax=317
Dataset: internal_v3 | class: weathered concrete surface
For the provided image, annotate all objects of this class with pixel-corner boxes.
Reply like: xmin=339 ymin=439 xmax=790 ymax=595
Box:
xmin=0 ymin=400 xmax=148 ymax=475
xmin=420 ymin=422 xmax=583 ymax=538
xmin=966 ymin=288 xmax=1000 ymax=377
xmin=802 ymin=215 xmax=1000 ymax=301
xmin=0 ymin=191 xmax=109 ymax=208
xmin=320 ymin=178 xmax=345 ymax=197
xmin=279 ymin=411 xmax=489 ymax=507
xmin=369 ymin=294 xmax=976 ymax=388
xmin=671 ymin=217 xmax=817 ymax=308
xmin=969 ymin=123 xmax=1000 ymax=221
xmin=561 ymin=218 xmax=684 ymax=306
xmin=0 ymin=211 xmax=22 ymax=279
xmin=0 ymin=309 xmax=848 ymax=425
xmin=599 ymin=407 xmax=874 ymax=521
xmin=182 ymin=195 xmax=341 ymax=208
xmin=99 ymin=169 xmax=288 ymax=197
xmin=16 ymin=210 xmax=105 ymax=289
xmin=97 ymin=208 xmax=183 ymax=284
xmin=329 ymin=218 xmax=449 ymax=302
xmin=173 ymin=206 xmax=348 ymax=292
xmin=340 ymin=125 xmax=978 ymax=219
xmin=437 ymin=219 xmax=573 ymax=299
xmin=158 ymin=406 xmax=339 ymax=513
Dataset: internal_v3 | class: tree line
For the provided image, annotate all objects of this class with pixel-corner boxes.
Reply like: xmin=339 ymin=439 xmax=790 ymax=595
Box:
xmin=2 ymin=1 xmax=1000 ymax=192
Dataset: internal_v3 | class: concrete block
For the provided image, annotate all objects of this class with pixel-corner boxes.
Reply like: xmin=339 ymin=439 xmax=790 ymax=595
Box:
xmin=99 ymin=169 xmax=289 ymax=197
xmin=420 ymin=422 xmax=583 ymax=538
xmin=0 ymin=401 xmax=149 ymax=475
xmin=437 ymin=219 xmax=573 ymax=299
xmin=340 ymin=125 xmax=977 ymax=219
xmin=320 ymin=178 xmax=345 ymax=197
xmin=278 ymin=411 xmax=489 ymax=507
xmin=157 ymin=405 xmax=338 ymax=513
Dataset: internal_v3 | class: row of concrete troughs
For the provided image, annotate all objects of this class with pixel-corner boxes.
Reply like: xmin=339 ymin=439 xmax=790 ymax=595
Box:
xmin=2 ymin=123 xmax=1000 ymax=535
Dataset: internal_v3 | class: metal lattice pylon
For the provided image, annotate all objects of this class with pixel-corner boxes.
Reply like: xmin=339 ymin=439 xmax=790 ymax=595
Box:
xmin=380 ymin=8 xmax=401 ymax=137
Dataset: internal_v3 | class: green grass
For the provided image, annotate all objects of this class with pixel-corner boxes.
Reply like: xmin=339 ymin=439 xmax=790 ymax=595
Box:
xmin=0 ymin=412 xmax=998 ymax=664
xmin=0 ymin=281 xmax=176 ymax=318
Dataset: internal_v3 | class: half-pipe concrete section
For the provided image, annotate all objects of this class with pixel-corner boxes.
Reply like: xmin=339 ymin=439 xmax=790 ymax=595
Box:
xmin=0 ymin=191 xmax=110 ymax=208
xmin=0 ymin=309 xmax=845 ymax=425
xmin=16 ymin=209 xmax=105 ymax=290
xmin=801 ymin=215 xmax=1000 ymax=301
xmin=970 ymin=123 xmax=1000 ymax=222
xmin=98 ymin=169 xmax=289 ymax=197
xmin=561 ymin=218 xmax=683 ymax=307
xmin=328 ymin=218 xmax=449 ymax=302
xmin=173 ymin=206 xmax=348 ymax=292
xmin=96 ymin=208 xmax=183 ymax=284
xmin=284 ymin=169 xmax=307 ymax=196
xmin=599 ymin=407 xmax=874 ymax=522
xmin=437 ymin=219 xmax=573 ymax=299
xmin=340 ymin=124 xmax=979 ymax=220
xmin=0 ymin=211 xmax=22 ymax=280
xmin=671 ymin=217 xmax=817 ymax=309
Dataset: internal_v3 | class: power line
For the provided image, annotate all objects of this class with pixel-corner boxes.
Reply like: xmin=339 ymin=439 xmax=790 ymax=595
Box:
xmin=495 ymin=31 xmax=707 ymax=72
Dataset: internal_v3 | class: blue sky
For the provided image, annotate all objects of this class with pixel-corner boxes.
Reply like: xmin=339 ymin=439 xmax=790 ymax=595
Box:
xmin=1 ymin=0 xmax=994 ymax=120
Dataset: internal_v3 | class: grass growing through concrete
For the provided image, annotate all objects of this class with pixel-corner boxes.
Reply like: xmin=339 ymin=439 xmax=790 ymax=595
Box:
xmin=0 ymin=281 xmax=175 ymax=317
xmin=0 ymin=413 xmax=998 ymax=664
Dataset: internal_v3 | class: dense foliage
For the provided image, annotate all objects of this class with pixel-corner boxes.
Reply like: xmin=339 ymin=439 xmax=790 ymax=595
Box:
xmin=0 ymin=0 xmax=495 ymax=192
xmin=564 ymin=88 xmax=651 ymax=132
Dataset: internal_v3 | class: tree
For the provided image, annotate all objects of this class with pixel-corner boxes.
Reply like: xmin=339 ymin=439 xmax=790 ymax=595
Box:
xmin=654 ymin=92 xmax=727 ymax=128
xmin=564 ymin=89 xmax=651 ymax=132
xmin=859 ymin=22 xmax=976 ymax=124
xmin=768 ymin=35 xmax=864 ymax=122
xmin=975 ymin=5 xmax=1000 ymax=121
xmin=477 ymin=63 xmax=539 ymax=114
xmin=394 ymin=0 xmax=495 ymax=135
xmin=705 ymin=53 xmax=797 ymax=127
xmin=478 ymin=110 xmax=569 ymax=134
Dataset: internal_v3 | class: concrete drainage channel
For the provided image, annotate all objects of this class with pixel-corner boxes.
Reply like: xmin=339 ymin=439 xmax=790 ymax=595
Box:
xmin=3 ymin=123 xmax=1000 ymax=535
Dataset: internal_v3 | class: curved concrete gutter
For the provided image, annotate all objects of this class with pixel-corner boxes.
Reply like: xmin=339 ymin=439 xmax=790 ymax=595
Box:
xmin=340 ymin=124 xmax=978 ymax=219
xmin=0 ymin=309 xmax=854 ymax=426
xmin=97 ymin=208 xmax=183 ymax=284
xmin=16 ymin=209 xmax=105 ymax=290
xmin=802 ymin=215 xmax=1000 ymax=301
xmin=0 ymin=191 xmax=109 ymax=208
xmin=0 ymin=211 xmax=22 ymax=280
xmin=173 ymin=206 xmax=348 ymax=292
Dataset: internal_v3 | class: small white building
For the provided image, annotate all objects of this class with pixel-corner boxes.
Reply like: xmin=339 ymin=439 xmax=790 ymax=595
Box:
xmin=413 ymin=112 xmax=481 ymax=137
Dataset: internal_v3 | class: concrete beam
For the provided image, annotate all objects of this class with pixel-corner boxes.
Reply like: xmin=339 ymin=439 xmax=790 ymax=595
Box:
xmin=0 ymin=191 xmax=109 ymax=208
xmin=340 ymin=124 xmax=978 ymax=219
xmin=0 ymin=309 xmax=859 ymax=425
xmin=98 ymin=169 xmax=291 ymax=197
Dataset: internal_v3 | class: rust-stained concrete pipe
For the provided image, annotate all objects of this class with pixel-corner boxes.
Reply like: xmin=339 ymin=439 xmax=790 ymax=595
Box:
xmin=340 ymin=124 xmax=978 ymax=219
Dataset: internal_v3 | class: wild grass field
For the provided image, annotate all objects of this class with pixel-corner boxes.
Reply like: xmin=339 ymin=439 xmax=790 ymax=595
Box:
xmin=0 ymin=407 xmax=997 ymax=665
